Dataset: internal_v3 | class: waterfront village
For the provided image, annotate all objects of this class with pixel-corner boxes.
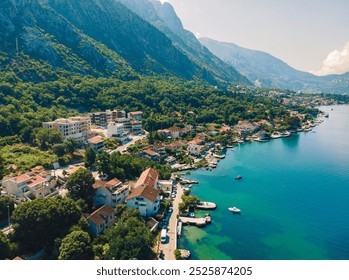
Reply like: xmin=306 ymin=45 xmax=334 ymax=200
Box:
xmin=0 ymin=91 xmax=344 ymax=260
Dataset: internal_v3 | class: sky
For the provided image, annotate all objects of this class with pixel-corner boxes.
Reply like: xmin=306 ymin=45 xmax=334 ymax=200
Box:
xmin=160 ymin=0 xmax=349 ymax=76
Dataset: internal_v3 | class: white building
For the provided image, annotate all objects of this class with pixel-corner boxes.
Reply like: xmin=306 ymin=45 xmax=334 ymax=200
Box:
xmin=43 ymin=116 xmax=91 ymax=142
xmin=107 ymin=122 xmax=124 ymax=138
xmin=187 ymin=138 xmax=204 ymax=156
xmin=126 ymin=168 xmax=160 ymax=217
xmin=93 ymin=178 xmax=129 ymax=208
xmin=2 ymin=173 xmax=52 ymax=199
xmin=88 ymin=136 xmax=105 ymax=152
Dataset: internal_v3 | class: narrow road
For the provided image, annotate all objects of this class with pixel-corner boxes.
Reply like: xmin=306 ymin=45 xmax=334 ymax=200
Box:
xmin=111 ymin=133 xmax=148 ymax=154
xmin=159 ymin=183 xmax=184 ymax=260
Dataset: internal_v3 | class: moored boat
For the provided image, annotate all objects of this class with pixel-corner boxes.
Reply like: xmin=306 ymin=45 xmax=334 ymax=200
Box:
xmin=228 ymin=207 xmax=241 ymax=214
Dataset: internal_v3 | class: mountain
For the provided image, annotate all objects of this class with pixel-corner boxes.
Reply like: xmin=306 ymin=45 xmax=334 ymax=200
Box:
xmin=116 ymin=0 xmax=250 ymax=85
xmin=200 ymin=37 xmax=349 ymax=94
xmin=0 ymin=0 xmax=249 ymax=85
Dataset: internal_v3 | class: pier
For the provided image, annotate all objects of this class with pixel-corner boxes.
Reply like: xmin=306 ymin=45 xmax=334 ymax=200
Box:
xmin=180 ymin=214 xmax=211 ymax=227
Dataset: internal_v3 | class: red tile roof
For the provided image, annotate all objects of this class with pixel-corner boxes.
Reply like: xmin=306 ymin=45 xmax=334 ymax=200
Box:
xmin=88 ymin=136 xmax=103 ymax=144
xmin=189 ymin=138 xmax=203 ymax=145
xmin=126 ymin=184 xmax=159 ymax=203
xmin=126 ymin=168 xmax=159 ymax=202
xmin=27 ymin=175 xmax=46 ymax=187
xmin=92 ymin=180 xmax=106 ymax=189
xmin=14 ymin=174 xmax=31 ymax=183
xmin=86 ymin=205 xmax=114 ymax=226
xmin=135 ymin=168 xmax=159 ymax=189
xmin=106 ymin=178 xmax=122 ymax=187
xmin=129 ymin=111 xmax=143 ymax=115
xmin=143 ymin=149 xmax=160 ymax=157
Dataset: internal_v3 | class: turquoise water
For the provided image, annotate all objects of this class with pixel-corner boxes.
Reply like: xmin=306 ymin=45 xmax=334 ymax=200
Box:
xmin=178 ymin=105 xmax=349 ymax=260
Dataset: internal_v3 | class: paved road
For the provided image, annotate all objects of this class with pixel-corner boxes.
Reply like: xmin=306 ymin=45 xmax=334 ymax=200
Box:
xmin=111 ymin=133 xmax=148 ymax=154
xmin=159 ymin=183 xmax=184 ymax=260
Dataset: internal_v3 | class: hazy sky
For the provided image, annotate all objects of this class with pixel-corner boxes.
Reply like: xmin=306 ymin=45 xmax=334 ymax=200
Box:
xmin=161 ymin=0 xmax=349 ymax=75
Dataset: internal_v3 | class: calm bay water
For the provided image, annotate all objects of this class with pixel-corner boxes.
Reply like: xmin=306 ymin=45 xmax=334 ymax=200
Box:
xmin=178 ymin=105 xmax=349 ymax=260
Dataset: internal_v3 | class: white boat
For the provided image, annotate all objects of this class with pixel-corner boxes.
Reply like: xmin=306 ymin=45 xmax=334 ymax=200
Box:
xmin=270 ymin=132 xmax=282 ymax=139
xmin=213 ymin=154 xmax=225 ymax=159
xmin=280 ymin=131 xmax=291 ymax=137
xmin=228 ymin=207 xmax=241 ymax=214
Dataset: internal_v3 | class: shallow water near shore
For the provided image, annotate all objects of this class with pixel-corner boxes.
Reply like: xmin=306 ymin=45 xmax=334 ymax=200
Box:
xmin=178 ymin=105 xmax=349 ymax=260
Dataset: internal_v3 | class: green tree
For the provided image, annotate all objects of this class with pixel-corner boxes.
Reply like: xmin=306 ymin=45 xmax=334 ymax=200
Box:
xmin=84 ymin=147 xmax=96 ymax=168
xmin=105 ymin=209 xmax=155 ymax=260
xmin=174 ymin=249 xmax=181 ymax=260
xmin=52 ymin=143 xmax=66 ymax=157
xmin=0 ymin=231 xmax=11 ymax=260
xmin=178 ymin=202 xmax=187 ymax=213
xmin=64 ymin=138 xmax=80 ymax=154
xmin=34 ymin=128 xmax=63 ymax=150
xmin=0 ymin=196 xmax=15 ymax=222
xmin=11 ymin=197 xmax=81 ymax=252
xmin=66 ymin=168 xmax=95 ymax=209
xmin=0 ymin=154 xmax=5 ymax=180
xmin=96 ymin=152 xmax=111 ymax=179
xmin=58 ymin=230 xmax=93 ymax=260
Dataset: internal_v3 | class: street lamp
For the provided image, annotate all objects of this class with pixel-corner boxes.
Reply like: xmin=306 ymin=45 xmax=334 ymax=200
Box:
xmin=7 ymin=205 xmax=10 ymax=227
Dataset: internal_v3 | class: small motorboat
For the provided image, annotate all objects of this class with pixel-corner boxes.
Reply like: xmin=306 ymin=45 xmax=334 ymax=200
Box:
xmin=228 ymin=207 xmax=241 ymax=214
xmin=235 ymin=175 xmax=242 ymax=180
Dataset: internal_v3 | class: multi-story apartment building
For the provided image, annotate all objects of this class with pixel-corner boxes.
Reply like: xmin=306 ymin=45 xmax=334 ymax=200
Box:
xmin=43 ymin=116 xmax=91 ymax=142
xmin=89 ymin=109 xmax=126 ymax=126
xmin=2 ymin=173 xmax=53 ymax=199
xmin=93 ymin=178 xmax=129 ymax=208
xmin=126 ymin=168 xmax=160 ymax=217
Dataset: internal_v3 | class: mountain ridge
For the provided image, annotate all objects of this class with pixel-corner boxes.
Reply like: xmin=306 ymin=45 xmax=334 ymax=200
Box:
xmin=200 ymin=37 xmax=349 ymax=94
xmin=0 ymin=0 xmax=250 ymax=86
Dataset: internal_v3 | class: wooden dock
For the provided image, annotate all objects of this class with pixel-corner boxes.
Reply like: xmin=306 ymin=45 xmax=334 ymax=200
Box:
xmin=180 ymin=215 xmax=211 ymax=227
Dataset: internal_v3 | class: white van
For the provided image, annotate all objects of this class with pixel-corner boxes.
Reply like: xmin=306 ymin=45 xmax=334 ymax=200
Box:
xmin=160 ymin=229 xmax=167 ymax=243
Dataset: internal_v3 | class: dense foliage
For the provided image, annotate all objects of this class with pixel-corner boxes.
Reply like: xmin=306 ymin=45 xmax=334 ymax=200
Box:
xmin=103 ymin=209 xmax=155 ymax=260
xmin=0 ymin=196 xmax=15 ymax=222
xmin=0 ymin=54 xmax=313 ymax=143
xmin=58 ymin=230 xmax=94 ymax=260
xmin=66 ymin=168 xmax=95 ymax=209
xmin=0 ymin=231 xmax=11 ymax=260
xmin=11 ymin=197 xmax=81 ymax=253
xmin=96 ymin=151 xmax=171 ymax=181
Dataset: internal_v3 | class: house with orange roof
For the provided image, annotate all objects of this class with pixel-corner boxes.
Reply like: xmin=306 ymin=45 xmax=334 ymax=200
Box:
xmin=126 ymin=168 xmax=160 ymax=217
xmin=187 ymin=138 xmax=205 ymax=156
xmin=127 ymin=111 xmax=143 ymax=121
xmin=88 ymin=135 xmax=105 ymax=151
xmin=86 ymin=205 xmax=115 ymax=237
xmin=139 ymin=149 xmax=161 ymax=162
xmin=93 ymin=178 xmax=129 ymax=208
xmin=2 ymin=173 xmax=52 ymax=199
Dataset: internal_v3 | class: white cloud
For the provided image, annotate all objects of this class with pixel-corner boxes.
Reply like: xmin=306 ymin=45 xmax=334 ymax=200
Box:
xmin=312 ymin=41 xmax=349 ymax=76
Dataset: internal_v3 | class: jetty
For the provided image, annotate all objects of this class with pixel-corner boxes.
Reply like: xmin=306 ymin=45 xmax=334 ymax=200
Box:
xmin=196 ymin=201 xmax=217 ymax=210
xmin=180 ymin=214 xmax=211 ymax=227
xmin=179 ymin=178 xmax=198 ymax=185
